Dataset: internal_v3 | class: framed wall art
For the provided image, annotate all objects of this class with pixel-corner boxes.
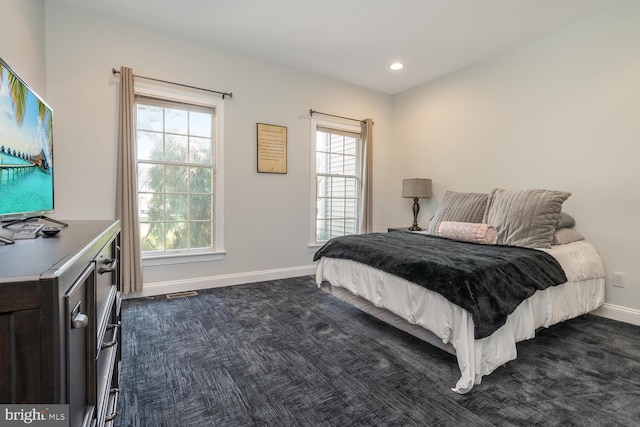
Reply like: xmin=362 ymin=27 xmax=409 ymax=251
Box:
xmin=257 ymin=123 xmax=287 ymax=174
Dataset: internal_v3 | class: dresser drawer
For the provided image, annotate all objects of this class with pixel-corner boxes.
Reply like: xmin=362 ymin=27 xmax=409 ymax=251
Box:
xmin=95 ymin=238 xmax=118 ymax=346
xmin=65 ymin=265 xmax=93 ymax=427
xmin=95 ymin=307 xmax=119 ymax=426
xmin=96 ymin=343 xmax=118 ymax=426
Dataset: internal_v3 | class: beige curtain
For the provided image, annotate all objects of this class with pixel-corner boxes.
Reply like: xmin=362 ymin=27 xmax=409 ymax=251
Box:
xmin=115 ymin=67 xmax=143 ymax=293
xmin=360 ymin=118 xmax=374 ymax=233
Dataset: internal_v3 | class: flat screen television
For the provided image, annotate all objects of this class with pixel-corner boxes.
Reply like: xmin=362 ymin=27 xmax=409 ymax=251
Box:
xmin=0 ymin=56 xmax=54 ymax=225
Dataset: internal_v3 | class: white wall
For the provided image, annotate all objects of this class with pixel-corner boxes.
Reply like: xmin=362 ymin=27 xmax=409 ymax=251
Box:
xmin=31 ymin=0 xmax=640 ymax=319
xmin=389 ymin=2 xmax=640 ymax=314
xmin=0 ymin=0 xmax=45 ymax=95
xmin=43 ymin=1 xmax=393 ymax=291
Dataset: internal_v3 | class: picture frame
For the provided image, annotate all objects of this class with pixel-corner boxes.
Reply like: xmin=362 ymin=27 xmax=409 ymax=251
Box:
xmin=257 ymin=123 xmax=287 ymax=174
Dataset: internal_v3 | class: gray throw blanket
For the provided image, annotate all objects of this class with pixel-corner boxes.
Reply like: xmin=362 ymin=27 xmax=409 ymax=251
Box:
xmin=313 ymin=232 xmax=567 ymax=339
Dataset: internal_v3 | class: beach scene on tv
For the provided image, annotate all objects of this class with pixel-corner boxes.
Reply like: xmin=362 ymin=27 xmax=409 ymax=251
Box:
xmin=0 ymin=62 xmax=53 ymax=217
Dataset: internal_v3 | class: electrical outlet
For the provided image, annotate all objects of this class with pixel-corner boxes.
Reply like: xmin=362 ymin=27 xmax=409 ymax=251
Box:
xmin=612 ymin=272 xmax=626 ymax=288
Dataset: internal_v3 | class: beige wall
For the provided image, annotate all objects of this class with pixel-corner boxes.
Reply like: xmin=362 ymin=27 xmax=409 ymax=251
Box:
xmin=388 ymin=2 xmax=640 ymax=312
xmin=43 ymin=1 xmax=393 ymax=288
xmin=0 ymin=0 xmax=45 ymax=94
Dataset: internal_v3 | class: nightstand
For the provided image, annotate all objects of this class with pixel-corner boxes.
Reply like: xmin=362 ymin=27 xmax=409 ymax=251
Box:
xmin=388 ymin=226 xmax=430 ymax=234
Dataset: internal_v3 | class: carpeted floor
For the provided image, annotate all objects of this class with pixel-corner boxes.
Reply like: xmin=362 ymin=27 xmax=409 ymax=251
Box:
xmin=115 ymin=276 xmax=640 ymax=426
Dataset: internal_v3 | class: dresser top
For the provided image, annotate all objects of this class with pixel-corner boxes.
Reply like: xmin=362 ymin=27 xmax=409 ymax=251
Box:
xmin=0 ymin=220 xmax=119 ymax=282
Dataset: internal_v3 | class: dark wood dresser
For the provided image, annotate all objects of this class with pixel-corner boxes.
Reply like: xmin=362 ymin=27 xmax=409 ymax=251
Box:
xmin=0 ymin=220 xmax=122 ymax=427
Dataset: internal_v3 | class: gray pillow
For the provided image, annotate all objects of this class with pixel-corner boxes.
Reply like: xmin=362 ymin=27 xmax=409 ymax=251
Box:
xmin=552 ymin=228 xmax=585 ymax=245
xmin=428 ymin=191 xmax=488 ymax=235
xmin=483 ymin=188 xmax=571 ymax=249
xmin=556 ymin=212 xmax=576 ymax=229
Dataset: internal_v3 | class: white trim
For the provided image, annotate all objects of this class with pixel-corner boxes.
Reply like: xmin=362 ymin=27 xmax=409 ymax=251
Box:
xmin=124 ymin=265 xmax=316 ymax=299
xmin=142 ymin=251 xmax=226 ymax=267
xmin=213 ymin=98 xmax=225 ymax=254
xmin=134 ymin=78 xmax=225 ymax=255
xmin=593 ymin=303 xmax=640 ymax=327
xmin=308 ymin=120 xmax=317 ymax=245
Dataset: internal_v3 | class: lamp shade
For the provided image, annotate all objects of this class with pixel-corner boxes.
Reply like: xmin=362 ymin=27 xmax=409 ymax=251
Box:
xmin=402 ymin=178 xmax=432 ymax=199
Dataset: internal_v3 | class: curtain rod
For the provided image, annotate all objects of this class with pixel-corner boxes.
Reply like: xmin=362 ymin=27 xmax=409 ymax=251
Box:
xmin=309 ymin=109 xmax=368 ymax=124
xmin=112 ymin=68 xmax=233 ymax=99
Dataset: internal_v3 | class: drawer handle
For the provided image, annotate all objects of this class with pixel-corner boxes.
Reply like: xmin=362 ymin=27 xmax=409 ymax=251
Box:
xmin=105 ymin=388 xmax=119 ymax=421
xmin=71 ymin=301 xmax=89 ymax=329
xmin=99 ymin=258 xmax=118 ymax=274
xmin=72 ymin=312 xmax=89 ymax=329
xmin=101 ymin=323 xmax=120 ymax=349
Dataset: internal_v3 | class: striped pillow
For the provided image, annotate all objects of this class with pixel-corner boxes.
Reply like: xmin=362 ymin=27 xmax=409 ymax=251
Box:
xmin=428 ymin=191 xmax=488 ymax=235
xmin=483 ymin=188 xmax=571 ymax=249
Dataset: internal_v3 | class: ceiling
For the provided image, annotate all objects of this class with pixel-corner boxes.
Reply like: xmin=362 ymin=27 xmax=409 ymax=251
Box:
xmin=56 ymin=0 xmax=629 ymax=94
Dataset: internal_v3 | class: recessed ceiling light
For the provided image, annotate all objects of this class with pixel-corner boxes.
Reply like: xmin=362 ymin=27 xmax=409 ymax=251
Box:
xmin=390 ymin=62 xmax=404 ymax=71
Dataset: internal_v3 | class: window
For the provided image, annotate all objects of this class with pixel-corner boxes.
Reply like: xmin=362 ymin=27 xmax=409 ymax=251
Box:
xmin=134 ymin=81 xmax=224 ymax=262
xmin=311 ymin=119 xmax=363 ymax=245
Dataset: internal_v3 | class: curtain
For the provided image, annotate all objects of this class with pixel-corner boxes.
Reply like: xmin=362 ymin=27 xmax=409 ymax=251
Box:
xmin=360 ymin=118 xmax=374 ymax=233
xmin=115 ymin=67 xmax=143 ymax=293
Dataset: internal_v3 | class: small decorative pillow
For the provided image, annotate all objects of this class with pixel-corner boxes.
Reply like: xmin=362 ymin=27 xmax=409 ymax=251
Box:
xmin=428 ymin=191 xmax=488 ymax=235
xmin=435 ymin=221 xmax=498 ymax=245
xmin=552 ymin=228 xmax=585 ymax=245
xmin=556 ymin=212 xmax=576 ymax=229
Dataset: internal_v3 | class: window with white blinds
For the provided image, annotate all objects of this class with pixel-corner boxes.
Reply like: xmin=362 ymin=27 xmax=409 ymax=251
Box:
xmin=311 ymin=121 xmax=363 ymax=244
xmin=135 ymin=94 xmax=219 ymax=256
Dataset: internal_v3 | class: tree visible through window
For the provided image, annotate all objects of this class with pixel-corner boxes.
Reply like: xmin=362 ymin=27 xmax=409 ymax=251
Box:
xmin=315 ymin=125 xmax=362 ymax=242
xmin=135 ymin=96 xmax=215 ymax=253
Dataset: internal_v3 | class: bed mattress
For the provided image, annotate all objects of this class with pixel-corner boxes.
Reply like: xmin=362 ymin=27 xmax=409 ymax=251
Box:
xmin=315 ymin=240 xmax=605 ymax=393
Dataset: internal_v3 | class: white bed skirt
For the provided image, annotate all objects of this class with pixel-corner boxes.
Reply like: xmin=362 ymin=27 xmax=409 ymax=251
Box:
xmin=315 ymin=241 xmax=605 ymax=394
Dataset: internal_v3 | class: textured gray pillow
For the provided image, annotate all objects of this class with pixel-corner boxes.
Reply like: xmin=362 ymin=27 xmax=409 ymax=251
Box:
xmin=552 ymin=228 xmax=585 ymax=245
xmin=483 ymin=188 xmax=571 ymax=249
xmin=556 ymin=212 xmax=576 ymax=229
xmin=428 ymin=191 xmax=488 ymax=235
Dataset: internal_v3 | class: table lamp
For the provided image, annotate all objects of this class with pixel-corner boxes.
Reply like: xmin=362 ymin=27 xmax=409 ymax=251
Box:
xmin=402 ymin=178 xmax=432 ymax=231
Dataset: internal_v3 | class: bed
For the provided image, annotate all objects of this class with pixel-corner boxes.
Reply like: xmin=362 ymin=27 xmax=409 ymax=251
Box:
xmin=313 ymin=188 xmax=606 ymax=393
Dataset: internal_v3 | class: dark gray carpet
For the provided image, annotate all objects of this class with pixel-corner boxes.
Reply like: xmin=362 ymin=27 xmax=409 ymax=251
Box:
xmin=115 ymin=276 xmax=640 ymax=426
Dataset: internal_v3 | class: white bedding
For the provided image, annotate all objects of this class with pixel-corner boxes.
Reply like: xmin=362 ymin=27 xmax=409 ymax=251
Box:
xmin=315 ymin=240 xmax=605 ymax=393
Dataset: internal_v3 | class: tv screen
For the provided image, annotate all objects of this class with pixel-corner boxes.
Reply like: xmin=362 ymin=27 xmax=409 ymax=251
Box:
xmin=0 ymin=56 xmax=54 ymax=220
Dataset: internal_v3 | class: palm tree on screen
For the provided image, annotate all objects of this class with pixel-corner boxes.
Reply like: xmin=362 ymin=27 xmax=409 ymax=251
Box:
xmin=0 ymin=64 xmax=27 ymax=127
xmin=0 ymin=64 xmax=53 ymax=160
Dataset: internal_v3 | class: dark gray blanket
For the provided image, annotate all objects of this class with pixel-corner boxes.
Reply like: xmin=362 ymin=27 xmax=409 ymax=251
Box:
xmin=313 ymin=232 xmax=567 ymax=339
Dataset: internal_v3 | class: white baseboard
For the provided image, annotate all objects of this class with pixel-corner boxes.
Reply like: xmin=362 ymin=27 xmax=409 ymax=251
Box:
xmin=593 ymin=303 xmax=640 ymax=327
xmin=124 ymin=265 xmax=316 ymax=299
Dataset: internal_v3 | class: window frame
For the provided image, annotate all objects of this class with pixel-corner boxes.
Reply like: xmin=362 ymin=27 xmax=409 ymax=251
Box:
xmin=134 ymin=79 xmax=225 ymax=265
xmin=309 ymin=116 xmax=363 ymax=247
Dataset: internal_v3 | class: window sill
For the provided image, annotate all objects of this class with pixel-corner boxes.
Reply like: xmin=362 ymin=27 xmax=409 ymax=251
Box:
xmin=308 ymin=244 xmax=324 ymax=254
xmin=142 ymin=250 xmax=226 ymax=267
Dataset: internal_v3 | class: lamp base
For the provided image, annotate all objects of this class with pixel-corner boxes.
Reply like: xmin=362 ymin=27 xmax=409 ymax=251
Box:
xmin=409 ymin=197 xmax=422 ymax=231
